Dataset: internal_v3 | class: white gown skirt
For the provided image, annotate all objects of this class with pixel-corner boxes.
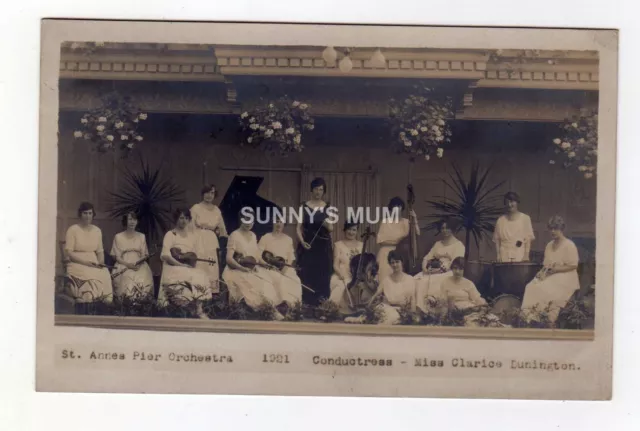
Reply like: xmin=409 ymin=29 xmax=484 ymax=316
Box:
xmin=269 ymin=267 xmax=303 ymax=306
xmin=521 ymin=271 xmax=580 ymax=322
xmin=414 ymin=271 xmax=451 ymax=312
xmin=223 ymin=266 xmax=280 ymax=309
xmin=159 ymin=263 xmax=211 ymax=304
xmin=66 ymin=252 xmax=113 ymax=303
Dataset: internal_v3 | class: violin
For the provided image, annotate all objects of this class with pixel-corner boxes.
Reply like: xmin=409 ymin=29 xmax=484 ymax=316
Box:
xmin=261 ymin=250 xmax=299 ymax=271
xmin=425 ymin=257 xmax=446 ymax=274
xmin=111 ymin=251 xmax=157 ymax=279
xmin=170 ymin=247 xmax=216 ymax=267
xmin=232 ymin=251 xmax=271 ymax=270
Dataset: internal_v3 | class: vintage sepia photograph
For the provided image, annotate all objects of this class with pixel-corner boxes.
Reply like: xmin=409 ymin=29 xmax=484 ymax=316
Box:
xmin=36 ymin=20 xmax=617 ymax=399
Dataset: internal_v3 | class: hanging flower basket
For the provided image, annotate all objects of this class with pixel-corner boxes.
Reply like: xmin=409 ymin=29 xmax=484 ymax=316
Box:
xmin=388 ymin=87 xmax=454 ymax=161
xmin=238 ymin=96 xmax=315 ymax=156
xmin=73 ymin=91 xmax=147 ymax=153
xmin=550 ymin=108 xmax=598 ymax=179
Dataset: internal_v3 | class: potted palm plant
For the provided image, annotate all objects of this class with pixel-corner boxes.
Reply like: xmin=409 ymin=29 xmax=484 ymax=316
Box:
xmin=424 ymin=161 xmax=506 ymax=260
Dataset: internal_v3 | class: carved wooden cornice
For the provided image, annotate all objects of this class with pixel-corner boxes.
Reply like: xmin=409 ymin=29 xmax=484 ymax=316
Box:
xmin=59 ymin=44 xmax=598 ymax=91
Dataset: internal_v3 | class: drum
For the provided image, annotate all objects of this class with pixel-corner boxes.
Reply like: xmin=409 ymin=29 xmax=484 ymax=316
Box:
xmin=464 ymin=260 xmax=493 ymax=297
xmin=491 ymin=262 xmax=542 ymax=299
xmin=490 ymin=294 xmax=522 ymax=325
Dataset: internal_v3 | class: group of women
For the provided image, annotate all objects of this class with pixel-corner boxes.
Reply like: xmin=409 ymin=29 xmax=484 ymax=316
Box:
xmin=63 ymin=180 xmax=582 ymax=325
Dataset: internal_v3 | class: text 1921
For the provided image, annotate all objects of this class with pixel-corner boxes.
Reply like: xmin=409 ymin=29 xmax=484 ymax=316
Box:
xmin=262 ymin=354 xmax=290 ymax=364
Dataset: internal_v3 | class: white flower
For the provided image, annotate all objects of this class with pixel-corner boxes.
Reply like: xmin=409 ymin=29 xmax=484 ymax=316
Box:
xmin=294 ymin=135 xmax=302 ymax=144
xmin=259 ymin=126 xmax=266 ymax=131
xmin=578 ymin=165 xmax=588 ymax=172
xmin=249 ymin=117 xmax=256 ymax=123
xmin=572 ymin=122 xmax=578 ymax=128
xmin=549 ymin=160 xmax=556 ymax=165
xmin=588 ymin=166 xmax=595 ymax=172
xmin=272 ymin=121 xmax=282 ymax=129
xmin=420 ymin=127 xmax=428 ymax=132
xmin=106 ymin=135 xmax=114 ymax=142
xmin=80 ymin=118 xmax=88 ymax=124
xmin=403 ymin=140 xmax=411 ymax=147
xmin=265 ymin=129 xmax=274 ymax=137
xmin=568 ymin=151 xmax=576 ymax=158
xmin=292 ymin=101 xmax=300 ymax=107
xmin=96 ymin=125 xmax=105 ymax=132
xmin=138 ymin=113 xmax=148 ymax=120
xmin=435 ymin=129 xmax=442 ymax=137
xmin=269 ymin=104 xmax=275 ymax=108
xmin=399 ymin=131 xmax=406 ymax=137
xmin=135 ymin=136 xmax=143 ymax=141
xmin=133 ymin=118 xmax=139 ymax=123
xmin=577 ymin=138 xmax=586 ymax=145
xmin=561 ymin=142 xmax=571 ymax=150
xmin=437 ymin=119 xmax=445 ymax=126
xmin=496 ymin=49 xmax=504 ymax=55
xmin=121 ymin=135 xmax=129 ymax=140
xmin=115 ymin=121 xmax=124 ymax=129
xmin=126 ymin=142 xmax=134 ymax=149
xmin=437 ymin=148 xmax=444 ymax=158
xmin=424 ymin=155 xmax=430 ymax=161
xmin=584 ymin=172 xmax=594 ymax=179
xmin=431 ymin=125 xmax=439 ymax=132
xmin=98 ymin=116 xmax=107 ymax=123
xmin=553 ymin=138 xmax=561 ymax=145
xmin=241 ymin=112 xmax=249 ymax=119
xmin=307 ymin=124 xmax=314 ymax=130
xmin=247 ymin=137 xmax=253 ymax=143
xmin=73 ymin=131 xmax=83 ymax=138
xmin=300 ymin=104 xmax=308 ymax=110
xmin=250 ymin=123 xmax=259 ymax=130
xmin=436 ymin=135 xmax=444 ymax=142
xmin=285 ymin=127 xmax=295 ymax=135
xmin=410 ymin=129 xmax=419 ymax=136
xmin=589 ymin=149 xmax=598 ymax=156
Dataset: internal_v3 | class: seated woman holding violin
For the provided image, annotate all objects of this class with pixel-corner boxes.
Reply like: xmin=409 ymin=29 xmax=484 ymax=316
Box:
xmin=222 ymin=211 xmax=283 ymax=320
xmin=258 ymin=219 xmax=303 ymax=313
xmin=328 ymin=221 xmax=363 ymax=314
xmin=110 ymin=211 xmax=154 ymax=298
xmin=159 ymin=208 xmax=213 ymax=318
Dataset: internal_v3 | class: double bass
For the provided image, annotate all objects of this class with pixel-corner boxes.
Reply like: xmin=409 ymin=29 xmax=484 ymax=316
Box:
xmin=347 ymin=226 xmax=379 ymax=310
xmin=396 ymin=184 xmax=420 ymax=275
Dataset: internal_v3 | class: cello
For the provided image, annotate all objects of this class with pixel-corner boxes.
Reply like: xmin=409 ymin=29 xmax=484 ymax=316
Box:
xmin=347 ymin=225 xmax=379 ymax=310
xmin=406 ymin=184 xmax=419 ymax=272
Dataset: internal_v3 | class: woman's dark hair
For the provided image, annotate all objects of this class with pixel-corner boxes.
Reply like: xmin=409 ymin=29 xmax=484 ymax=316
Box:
xmin=343 ymin=220 xmax=359 ymax=231
xmin=387 ymin=196 xmax=405 ymax=211
xmin=201 ymin=184 xmax=218 ymax=198
xmin=450 ymin=257 xmax=465 ymax=270
xmin=438 ymin=217 xmax=461 ymax=233
xmin=547 ymin=215 xmax=566 ymax=231
xmin=77 ymin=201 xmax=95 ymax=218
xmin=310 ymin=177 xmax=326 ymax=194
xmin=387 ymin=250 xmax=404 ymax=265
xmin=172 ymin=208 xmax=192 ymax=223
xmin=121 ymin=211 xmax=138 ymax=228
xmin=503 ymin=191 xmax=521 ymax=205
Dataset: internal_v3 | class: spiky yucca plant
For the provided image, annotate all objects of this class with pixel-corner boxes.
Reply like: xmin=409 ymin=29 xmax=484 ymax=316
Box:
xmin=108 ymin=155 xmax=184 ymax=244
xmin=425 ymin=161 xmax=506 ymax=259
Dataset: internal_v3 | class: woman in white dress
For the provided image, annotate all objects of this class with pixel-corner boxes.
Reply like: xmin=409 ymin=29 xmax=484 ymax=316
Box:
xmin=376 ymin=197 xmax=420 ymax=282
xmin=368 ymin=250 xmax=417 ymax=325
xmin=110 ymin=212 xmax=154 ymax=297
xmin=258 ymin=219 xmax=302 ymax=311
xmin=493 ymin=191 xmax=535 ymax=262
xmin=521 ymin=215 xmax=580 ymax=323
xmin=190 ymin=184 xmax=227 ymax=295
xmin=64 ymin=202 xmax=113 ymax=303
xmin=223 ymin=212 xmax=283 ymax=320
xmin=415 ymin=218 xmax=466 ymax=312
xmin=328 ymin=221 xmax=363 ymax=313
xmin=159 ymin=208 xmax=212 ymax=318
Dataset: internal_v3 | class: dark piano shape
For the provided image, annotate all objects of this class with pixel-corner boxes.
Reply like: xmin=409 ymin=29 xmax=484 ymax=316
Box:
xmin=219 ymin=175 xmax=281 ymax=240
